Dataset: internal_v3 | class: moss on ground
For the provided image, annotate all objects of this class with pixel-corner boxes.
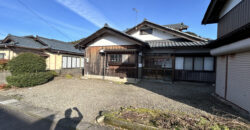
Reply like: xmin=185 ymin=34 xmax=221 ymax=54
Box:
xmin=103 ymin=107 xmax=249 ymax=130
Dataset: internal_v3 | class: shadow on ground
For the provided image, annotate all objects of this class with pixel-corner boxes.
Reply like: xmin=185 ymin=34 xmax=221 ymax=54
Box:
xmin=131 ymin=80 xmax=250 ymax=122
xmin=0 ymin=106 xmax=83 ymax=130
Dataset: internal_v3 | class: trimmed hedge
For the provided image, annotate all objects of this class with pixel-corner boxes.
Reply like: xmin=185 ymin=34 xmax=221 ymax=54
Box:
xmin=8 ymin=53 xmax=46 ymax=75
xmin=6 ymin=72 xmax=54 ymax=87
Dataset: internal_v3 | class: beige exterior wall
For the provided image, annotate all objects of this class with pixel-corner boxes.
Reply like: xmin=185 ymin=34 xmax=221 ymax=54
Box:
xmin=0 ymin=49 xmax=17 ymax=60
xmin=45 ymin=52 xmax=63 ymax=70
xmin=45 ymin=52 xmax=84 ymax=70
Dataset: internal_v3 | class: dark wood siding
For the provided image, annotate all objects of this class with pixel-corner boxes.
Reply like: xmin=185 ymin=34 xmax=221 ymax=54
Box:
xmin=174 ymin=70 xmax=215 ymax=82
xmin=84 ymin=45 xmax=138 ymax=78
xmin=218 ymin=0 xmax=250 ymax=38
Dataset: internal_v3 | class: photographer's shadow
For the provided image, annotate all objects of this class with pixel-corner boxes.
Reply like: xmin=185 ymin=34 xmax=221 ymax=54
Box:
xmin=55 ymin=107 xmax=83 ymax=130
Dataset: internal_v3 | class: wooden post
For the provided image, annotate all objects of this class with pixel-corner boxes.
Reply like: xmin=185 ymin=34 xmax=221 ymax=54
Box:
xmin=172 ymin=55 xmax=175 ymax=82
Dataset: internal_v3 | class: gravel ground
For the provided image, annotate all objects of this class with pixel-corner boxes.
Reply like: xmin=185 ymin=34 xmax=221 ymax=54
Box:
xmin=0 ymin=77 xmax=244 ymax=122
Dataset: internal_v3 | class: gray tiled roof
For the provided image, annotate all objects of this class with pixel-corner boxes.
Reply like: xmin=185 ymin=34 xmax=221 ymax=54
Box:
xmin=37 ymin=36 xmax=83 ymax=54
xmin=146 ymin=40 xmax=209 ymax=48
xmin=163 ymin=23 xmax=188 ymax=30
xmin=7 ymin=35 xmax=47 ymax=49
xmin=1 ymin=35 xmax=83 ymax=55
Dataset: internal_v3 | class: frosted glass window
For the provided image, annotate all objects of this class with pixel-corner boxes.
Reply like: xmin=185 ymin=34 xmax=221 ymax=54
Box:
xmin=184 ymin=57 xmax=193 ymax=70
xmin=62 ymin=57 xmax=67 ymax=68
xmin=76 ymin=58 xmax=80 ymax=68
xmin=194 ymin=57 xmax=203 ymax=71
xmin=175 ymin=57 xmax=184 ymax=70
xmin=204 ymin=57 xmax=214 ymax=71
xmin=81 ymin=58 xmax=84 ymax=68
xmin=72 ymin=57 xmax=77 ymax=68
xmin=67 ymin=57 xmax=72 ymax=68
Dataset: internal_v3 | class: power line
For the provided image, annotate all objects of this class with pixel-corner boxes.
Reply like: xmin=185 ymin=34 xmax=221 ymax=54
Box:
xmin=132 ymin=8 xmax=139 ymax=25
xmin=17 ymin=0 xmax=73 ymax=41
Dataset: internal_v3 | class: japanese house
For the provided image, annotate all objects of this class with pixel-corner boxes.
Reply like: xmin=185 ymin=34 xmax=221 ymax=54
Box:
xmin=76 ymin=20 xmax=216 ymax=83
xmin=202 ymin=0 xmax=250 ymax=113
xmin=0 ymin=35 xmax=84 ymax=75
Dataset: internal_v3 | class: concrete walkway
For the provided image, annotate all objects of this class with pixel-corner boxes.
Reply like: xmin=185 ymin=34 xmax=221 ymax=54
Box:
xmin=0 ymin=94 xmax=112 ymax=130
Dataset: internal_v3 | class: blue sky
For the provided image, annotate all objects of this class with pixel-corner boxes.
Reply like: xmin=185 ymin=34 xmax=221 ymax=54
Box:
xmin=0 ymin=0 xmax=216 ymax=42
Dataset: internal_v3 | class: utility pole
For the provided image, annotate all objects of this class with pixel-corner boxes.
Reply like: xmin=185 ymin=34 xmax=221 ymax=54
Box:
xmin=132 ymin=8 xmax=138 ymax=25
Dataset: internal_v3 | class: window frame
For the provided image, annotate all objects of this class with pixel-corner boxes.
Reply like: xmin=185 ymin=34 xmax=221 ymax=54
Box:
xmin=175 ymin=56 xmax=214 ymax=72
xmin=62 ymin=56 xmax=83 ymax=69
xmin=140 ymin=28 xmax=153 ymax=35
xmin=0 ymin=53 xmax=5 ymax=59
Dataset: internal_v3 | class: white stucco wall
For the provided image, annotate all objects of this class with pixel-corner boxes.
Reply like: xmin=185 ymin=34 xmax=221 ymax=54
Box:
xmin=215 ymin=56 xmax=227 ymax=98
xmin=219 ymin=0 xmax=241 ymax=18
xmin=90 ymin=35 xmax=136 ymax=46
xmin=130 ymin=29 xmax=177 ymax=41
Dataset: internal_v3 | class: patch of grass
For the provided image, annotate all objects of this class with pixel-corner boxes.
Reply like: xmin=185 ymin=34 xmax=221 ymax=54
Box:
xmin=65 ymin=74 xmax=73 ymax=79
xmin=10 ymin=94 xmax=23 ymax=101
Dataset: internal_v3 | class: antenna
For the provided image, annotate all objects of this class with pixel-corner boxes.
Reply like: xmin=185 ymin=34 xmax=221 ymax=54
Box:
xmin=132 ymin=8 xmax=138 ymax=25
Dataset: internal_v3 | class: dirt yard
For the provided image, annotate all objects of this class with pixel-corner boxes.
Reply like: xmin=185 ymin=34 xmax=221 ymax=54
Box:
xmin=0 ymin=77 xmax=248 ymax=124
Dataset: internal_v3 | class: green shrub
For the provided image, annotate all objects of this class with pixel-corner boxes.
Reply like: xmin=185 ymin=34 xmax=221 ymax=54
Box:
xmin=6 ymin=72 xmax=54 ymax=87
xmin=49 ymin=70 xmax=59 ymax=77
xmin=8 ymin=53 xmax=46 ymax=75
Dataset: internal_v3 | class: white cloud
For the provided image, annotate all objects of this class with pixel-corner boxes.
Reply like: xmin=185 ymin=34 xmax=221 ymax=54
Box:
xmin=56 ymin=0 xmax=115 ymax=28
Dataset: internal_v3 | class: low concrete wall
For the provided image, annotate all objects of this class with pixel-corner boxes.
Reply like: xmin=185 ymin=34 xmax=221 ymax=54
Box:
xmin=84 ymin=74 xmax=140 ymax=83
xmin=56 ymin=68 xmax=84 ymax=76
xmin=0 ymin=71 xmax=11 ymax=84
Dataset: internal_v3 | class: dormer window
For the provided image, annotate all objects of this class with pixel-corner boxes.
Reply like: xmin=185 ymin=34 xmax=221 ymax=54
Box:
xmin=140 ymin=28 xmax=153 ymax=35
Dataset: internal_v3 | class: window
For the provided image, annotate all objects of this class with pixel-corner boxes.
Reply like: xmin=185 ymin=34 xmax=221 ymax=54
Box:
xmin=81 ymin=58 xmax=84 ymax=68
xmin=194 ymin=57 xmax=203 ymax=71
xmin=140 ymin=28 xmax=153 ymax=35
xmin=204 ymin=57 xmax=214 ymax=71
xmin=72 ymin=57 xmax=77 ymax=68
xmin=62 ymin=57 xmax=67 ymax=68
xmin=67 ymin=57 xmax=72 ymax=68
xmin=110 ymin=54 xmax=121 ymax=63
xmin=122 ymin=54 xmax=129 ymax=63
xmin=76 ymin=58 xmax=80 ymax=68
xmin=0 ymin=53 xmax=4 ymax=59
xmin=175 ymin=56 xmax=214 ymax=71
xmin=175 ymin=57 xmax=184 ymax=70
xmin=184 ymin=57 xmax=193 ymax=70
xmin=62 ymin=56 xmax=83 ymax=69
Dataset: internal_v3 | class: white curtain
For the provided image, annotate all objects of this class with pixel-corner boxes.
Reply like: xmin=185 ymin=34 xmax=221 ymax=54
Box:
xmin=194 ymin=57 xmax=203 ymax=71
xmin=184 ymin=57 xmax=193 ymax=70
xmin=62 ymin=57 xmax=67 ymax=68
xmin=67 ymin=57 xmax=72 ymax=68
xmin=72 ymin=57 xmax=77 ymax=68
xmin=81 ymin=58 xmax=84 ymax=68
xmin=76 ymin=58 xmax=80 ymax=68
xmin=204 ymin=57 xmax=214 ymax=71
xmin=175 ymin=57 xmax=184 ymax=70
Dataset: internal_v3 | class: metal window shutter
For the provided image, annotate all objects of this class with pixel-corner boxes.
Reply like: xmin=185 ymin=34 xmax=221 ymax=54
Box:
xmin=227 ymin=51 xmax=250 ymax=113
xmin=216 ymin=56 xmax=226 ymax=98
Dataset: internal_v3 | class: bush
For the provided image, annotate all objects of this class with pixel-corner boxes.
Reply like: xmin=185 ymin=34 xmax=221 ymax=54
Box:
xmin=8 ymin=53 xmax=46 ymax=75
xmin=6 ymin=72 xmax=54 ymax=87
xmin=0 ymin=59 xmax=8 ymax=71
xmin=49 ymin=70 xmax=59 ymax=77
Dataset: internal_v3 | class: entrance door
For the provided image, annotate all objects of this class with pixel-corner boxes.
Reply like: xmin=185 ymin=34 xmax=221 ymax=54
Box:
xmin=143 ymin=54 xmax=172 ymax=81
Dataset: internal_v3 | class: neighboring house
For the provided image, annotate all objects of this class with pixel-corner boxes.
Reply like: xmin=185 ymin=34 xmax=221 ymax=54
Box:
xmin=202 ymin=0 xmax=250 ymax=113
xmin=76 ymin=20 xmax=215 ymax=83
xmin=0 ymin=35 xmax=84 ymax=75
